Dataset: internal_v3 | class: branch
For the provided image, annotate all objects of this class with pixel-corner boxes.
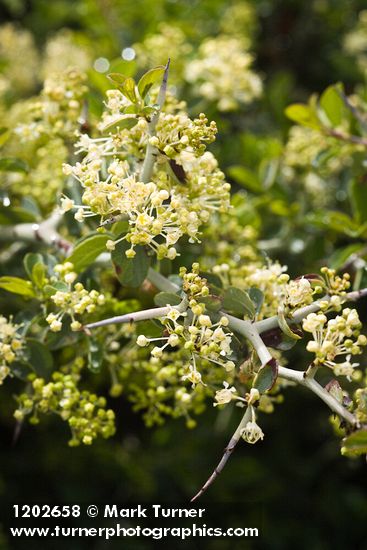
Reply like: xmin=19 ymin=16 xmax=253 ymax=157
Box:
xmin=226 ymin=316 xmax=358 ymax=426
xmin=85 ymin=295 xmax=188 ymax=330
xmin=85 ymin=306 xmax=171 ymax=329
xmin=191 ymin=405 xmax=252 ymax=502
xmin=278 ymin=365 xmax=357 ymax=426
xmin=0 ymin=209 xmax=71 ymax=253
xmin=254 ymin=288 xmax=367 ymax=334
xmin=325 ymin=128 xmax=367 ymax=147
xmin=140 ymin=59 xmax=170 ymax=183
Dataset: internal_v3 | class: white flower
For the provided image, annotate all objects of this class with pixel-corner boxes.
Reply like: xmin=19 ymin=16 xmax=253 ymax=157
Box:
xmin=182 ymin=365 xmax=203 ymax=387
xmin=214 ymin=382 xmax=237 ymax=406
xmin=60 ymin=196 xmax=75 ymax=212
xmin=137 ymin=335 xmax=149 ymax=347
xmin=241 ymin=420 xmax=264 ymax=444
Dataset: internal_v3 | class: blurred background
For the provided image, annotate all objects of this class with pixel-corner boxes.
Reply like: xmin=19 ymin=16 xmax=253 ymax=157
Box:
xmin=1 ymin=1 xmax=367 ymax=548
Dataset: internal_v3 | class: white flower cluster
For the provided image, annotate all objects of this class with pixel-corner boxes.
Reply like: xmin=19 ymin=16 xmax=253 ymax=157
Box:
xmin=41 ymin=29 xmax=92 ymax=78
xmin=343 ymin=10 xmax=367 ymax=71
xmin=185 ymin=35 xmax=262 ymax=111
xmin=138 ymin=307 xmax=234 ymax=387
xmin=0 ymin=24 xmax=39 ymax=97
xmin=0 ymin=316 xmax=23 ymax=384
xmin=46 ymin=263 xmax=105 ymax=332
xmin=302 ymin=308 xmax=367 ymax=377
xmin=13 ymin=68 xmax=87 ymax=141
xmin=137 ymin=264 xmax=235 ymax=387
xmin=134 ymin=23 xmax=193 ymax=79
xmin=62 ymin=84 xmax=231 ymax=260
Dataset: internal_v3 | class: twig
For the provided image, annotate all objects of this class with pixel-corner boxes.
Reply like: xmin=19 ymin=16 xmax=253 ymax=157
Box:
xmin=0 ymin=209 xmax=71 ymax=253
xmin=191 ymin=406 xmax=252 ymax=502
xmin=140 ymin=59 xmax=170 ymax=183
xmin=254 ymin=288 xmax=367 ymax=335
xmin=85 ymin=306 xmax=171 ymax=329
xmin=325 ymin=128 xmax=367 ymax=147
xmin=85 ymin=296 xmax=188 ymax=329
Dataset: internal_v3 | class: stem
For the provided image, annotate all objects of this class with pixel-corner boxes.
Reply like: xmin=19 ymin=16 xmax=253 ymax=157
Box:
xmin=0 ymin=209 xmax=71 ymax=252
xmin=254 ymin=288 xmax=367 ymax=334
xmin=191 ymin=406 xmax=252 ymax=502
xmin=325 ymin=128 xmax=367 ymax=147
xmin=85 ymin=306 xmax=171 ymax=329
xmin=85 ymin=296 xmax=188 ymax=329
xmin=277 ymin=365 xmax=358 ymax=426
xmin=140 ymin=59 xmax=170 ymax=183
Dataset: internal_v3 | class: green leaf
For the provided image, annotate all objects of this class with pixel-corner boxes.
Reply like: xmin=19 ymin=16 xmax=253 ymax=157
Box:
xmin=253 ymin=358 xmax=278 ymax=393
xmin=342 ymin=429 xmax=367 ymax=457
xmin=154 ymin=292 xmax=181 ymax=307
xmin=121 ymin=77 xmax=137 ymax=103
xmin=349 ymin=179 xmax=367 ymax=224
xmin=112 ymin=240 xmax=150 ymax=288
xmin=107 ymin=73 xmax=137 ymax=102
xmin=24 ymin=253 xmax=44 ymax=280
xmin=285 ymin=104 xmax=320 ymax=129
xmin=43 ymin=282 xmax=68 ymax=298
xmin=306 ymin=211 xmax=362 ymax=237
xmin=138 ymin=66 xmax=165 ymax=99
xmin=248 ymin=288 xmax=264 ymax=317
xmin=11 ymin=361 xmax=33 ymax=381
xmin=32 ymin=263 xmax=47 ymax=289
xmin=107 ymin=72 xmax=129 ymax=87
xmin=227 ymin=165 xmax=262 ymax=193
xmin=101 ymin=115 xmax=138 ymax=133
xmin=0 ymin=157 xmax=28 ymax=172
xmin=199 ymin=271 xmax=223 ymax=289
xmin=319 ymin=84 xmax=345 ymax=127
xmin=278 ymin=308 xmax=302 ymax=340
xmin=88 ymin=338 xmax=103 ymax=373
xmin=0 ymin=205 xmax=37 ymax=225
xmin=25 ymin=338 xmax=53 ymax=379
xmin=23 ymin=253 xmax=47 ymax=288
xmin=0 ymin=127 xmax=10 ymax=147
xmin=200 ymin=295 xmax=223 ymax=312
xmin=329 ymin=243 xmax=367 ymax=270
xmin=0 ymin=276 xmax=35 ymax=298
xmin=66 ymin=233 xmax=111 ymax=272
xmin=222 ymin=287 xmax=255 ymax=318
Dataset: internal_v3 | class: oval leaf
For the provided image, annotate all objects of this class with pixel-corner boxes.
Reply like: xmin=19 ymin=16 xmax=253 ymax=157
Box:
xmin=222 ymin=287 xmax=255 ymax=318
xmin=154 ymin=292 xmax=181 ymax=307
xmin=112 ymin=240 xmax=150 ymax=288
xmin=253 ymin=358 xmax=278 ymax=393
xmin=0 ymin=276 xmax=35 ymax=298
xmin=25 ymin=338 xmax=53 ymax=379
xmin=138 ymin=66 xmax=165 ymax=99
xmin=66 ymin=233 xmax=111 ymax=272
xmin=342 ymin=429 xmax=367 ymax=457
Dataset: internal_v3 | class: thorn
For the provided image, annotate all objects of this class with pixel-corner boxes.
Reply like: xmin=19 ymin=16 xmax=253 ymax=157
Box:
xmin=12 ymin=419 xmax=24 ymax=446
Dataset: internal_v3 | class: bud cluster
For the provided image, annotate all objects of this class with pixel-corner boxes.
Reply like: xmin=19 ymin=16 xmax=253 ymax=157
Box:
xmin=14 ymin=372 xmax=115 ymax=446
xmin=302 ymin=308 xmax=367 ymax=376
xmin=46 ymin=262 xmax=106 ymax=332
xmin=0 ymin=316 xmax=23 ymax=384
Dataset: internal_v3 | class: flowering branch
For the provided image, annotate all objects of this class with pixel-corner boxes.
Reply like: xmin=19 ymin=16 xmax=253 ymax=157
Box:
xmin=254 ymin=288 xmax=367 ymax=335
xmin=140 ymin=59 xmax=170 ymax=183
xmin=85 ymin=296 xmax=188 ymax=330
